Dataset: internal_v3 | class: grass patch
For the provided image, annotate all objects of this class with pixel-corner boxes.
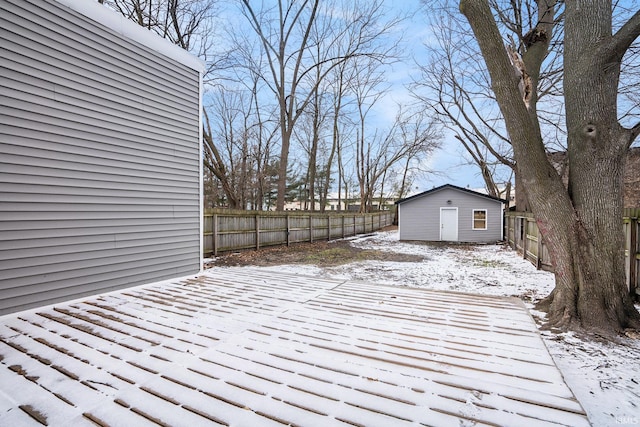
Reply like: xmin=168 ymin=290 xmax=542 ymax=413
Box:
xmin=210 ymin=240 xmax=426 ymax=268
xmin=298 ymin=247 xmax=412 ymax=266
xmin=472 ymin=259 xmax=509 ymax=268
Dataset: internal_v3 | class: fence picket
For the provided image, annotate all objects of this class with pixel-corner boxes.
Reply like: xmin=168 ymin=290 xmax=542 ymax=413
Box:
xmin=205 ymin=210 xmax=393 ymax=257
xmin=505 ymin=211 xmax=640 ymax=296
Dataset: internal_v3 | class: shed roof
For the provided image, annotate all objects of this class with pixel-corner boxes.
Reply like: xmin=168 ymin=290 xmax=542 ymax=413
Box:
xmin=395 ymin=184 xmax=506 ymax=205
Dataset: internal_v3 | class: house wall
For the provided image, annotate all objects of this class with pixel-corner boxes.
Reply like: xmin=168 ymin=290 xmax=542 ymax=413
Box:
xmin=0 ymin=0 xmax=203 ymax=315
xmin=398 ymin=188 xmax=503 ymax=243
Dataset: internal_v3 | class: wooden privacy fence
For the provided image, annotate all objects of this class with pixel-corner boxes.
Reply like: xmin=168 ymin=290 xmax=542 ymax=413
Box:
xmin=204 ymin=210 xmax=394 ymax=256
xmin=505 ymin=209 xmax=640 ymax=296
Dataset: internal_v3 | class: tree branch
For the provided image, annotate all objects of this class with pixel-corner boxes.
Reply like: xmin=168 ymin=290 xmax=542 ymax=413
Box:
xmin=609 ymin=9 xmax=640 ymax=62
xmin=629 ymin=120 xmax=640 ymax=144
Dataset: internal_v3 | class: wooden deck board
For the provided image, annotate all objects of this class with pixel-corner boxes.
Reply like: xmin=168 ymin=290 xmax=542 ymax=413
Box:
xmin=0 ymin=268 xmax=589 ymax=426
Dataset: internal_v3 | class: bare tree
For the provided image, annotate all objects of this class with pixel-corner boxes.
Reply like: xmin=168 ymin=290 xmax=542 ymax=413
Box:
xmin=238 ymin=0 xmax=316 ymax=210
xmin=202 ymin=89 xmax=250 ymax=209
xmin=293 ymin=46 xmax=331 ymax=211
xmin=414 ymin=1 xmax=565 ymax=208
xmin=203 ymin=65 xmax=280 ymax=210
xmin=202 ymin=105 xmax=240 ymax=209
xmin=394 ymin=110 xmax=442 ymax=201
xmin=415 ymin=14 xmax=513 ymax=197
xmin=352 ymin=57 xmax=440 ymax=213
xmin=348 ymin=53 xmax=442 ymax=213
xmin=323 ymin=61 xmax=351 ymax=212
xmin=238 ymin=0 xmax=401 ymax=210
xmin=101 ymin=0 xmax=222 ymax=61
xmin=295 ymin=10 xmax=354 ymax=213
xmin=248 ymin=74 xmax=279 ymax=210
xmin=294 ymin=92 xmax=331 ymax=211
xmin=460 ymin=0 xmax=640 ymax=334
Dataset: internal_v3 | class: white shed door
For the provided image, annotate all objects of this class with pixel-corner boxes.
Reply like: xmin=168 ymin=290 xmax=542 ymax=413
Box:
xmin=440 ymin=208 xmax=458 ymax=241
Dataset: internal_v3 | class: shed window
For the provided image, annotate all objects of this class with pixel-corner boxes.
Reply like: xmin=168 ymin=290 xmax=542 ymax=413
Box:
xmin=473 ymin=210 xmax=487 ymax=230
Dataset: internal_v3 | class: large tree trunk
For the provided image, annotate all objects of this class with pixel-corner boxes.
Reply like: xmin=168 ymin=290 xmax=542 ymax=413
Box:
xmin=513 ymin=172 xmax=530 ymax=212
xmin=460 ymin=0 xmax=640 ymax=334
xmin=275 ymin=100 xmax=291 ymax=211
xmin=552 ymin=1 xmax=639 ymax=331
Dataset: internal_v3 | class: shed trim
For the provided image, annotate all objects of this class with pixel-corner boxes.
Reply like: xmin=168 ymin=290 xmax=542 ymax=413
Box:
xmin=472 ymin=209 xmax=488 ymax=230
xmin=396 ymin=184 xmax=506 ymax=205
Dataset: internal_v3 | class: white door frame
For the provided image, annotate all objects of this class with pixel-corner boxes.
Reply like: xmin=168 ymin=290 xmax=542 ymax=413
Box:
xmin=439 ymin=207 xmax=458 ymax=241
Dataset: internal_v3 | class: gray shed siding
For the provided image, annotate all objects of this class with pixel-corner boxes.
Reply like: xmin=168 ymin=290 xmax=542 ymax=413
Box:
xmin=0 ymin=0 xmax=202 ymax=315
xmin=398 ymin=187 xmax=503 ymax=243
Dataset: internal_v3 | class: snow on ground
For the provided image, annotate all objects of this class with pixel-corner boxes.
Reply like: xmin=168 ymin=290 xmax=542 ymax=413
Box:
xmin=249 ymin=229 xmax=640 ymax=427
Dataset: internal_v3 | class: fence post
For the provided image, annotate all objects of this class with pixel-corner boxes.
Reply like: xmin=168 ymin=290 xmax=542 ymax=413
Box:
xmin=213 ymin=214 xmax=218 ymax=256
xmin=505 ymin=214 xmax=510 ymax=246
xmin=536 ymin=226 xmax=543 ymax=270
xmin=310 ymin=216 xmax=314 ymax=243
xmin=353 ymin=215 xmax=356 ymax=236
xmin=522 ymin=217 xmax=528 ymax=260
xmin=286 ymin=215 xmax=290 ymax=247
xmin=255 ymin=214 xmax=260 ymax=250
xmin=342 ymin=216 xmax=345 ymax=239
xmin=630 ymin=215 xmax=638 ymax=296
xmin=504 ymin=214 xmax=509 ymax=246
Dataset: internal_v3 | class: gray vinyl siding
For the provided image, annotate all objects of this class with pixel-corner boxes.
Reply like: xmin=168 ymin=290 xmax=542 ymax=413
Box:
xmin=0 ymin=0 xmax=202 ymax=315
xmin=398 ymin=198 xmax=440 ymax=241
xmin=398 ymin=188 xmax=503 ymax=243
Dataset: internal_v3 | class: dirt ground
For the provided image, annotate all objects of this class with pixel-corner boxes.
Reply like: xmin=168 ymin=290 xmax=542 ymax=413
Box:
xmin=205 ymin=226 xmax=426 ymax=268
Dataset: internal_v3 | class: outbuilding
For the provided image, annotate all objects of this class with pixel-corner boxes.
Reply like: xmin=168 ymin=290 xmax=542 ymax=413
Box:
xmin=395 ymin=184 xmax=505 ymax=243
xmin=0 ymin=0 xmax=204 ymax=315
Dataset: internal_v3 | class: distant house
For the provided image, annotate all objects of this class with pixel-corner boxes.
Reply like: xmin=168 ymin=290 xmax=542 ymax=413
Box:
xmin=395 ymin=184 xmax=505 ymax=243
xmin=0 ymin=0 xmax=204 ymax=315
xmin=281 ymin=195 xmax=395 ymax=212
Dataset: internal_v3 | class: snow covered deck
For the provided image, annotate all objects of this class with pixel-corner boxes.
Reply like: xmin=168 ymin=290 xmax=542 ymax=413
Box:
xmin=0 ymin=268 xmax=589 ymax=426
